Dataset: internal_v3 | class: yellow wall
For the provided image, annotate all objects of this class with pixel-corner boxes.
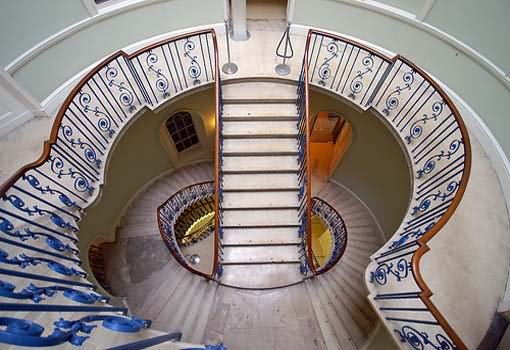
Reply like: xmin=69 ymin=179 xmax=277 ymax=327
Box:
xmin=311 ymin=215 xmax=332 ymax=267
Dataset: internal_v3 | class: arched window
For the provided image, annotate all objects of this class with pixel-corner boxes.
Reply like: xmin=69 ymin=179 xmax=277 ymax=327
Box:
xmin=166 ymin=112 xmax=199 ymax=152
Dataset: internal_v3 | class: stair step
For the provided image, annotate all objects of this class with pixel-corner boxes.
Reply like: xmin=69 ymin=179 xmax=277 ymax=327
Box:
xmin=222 ymin=81 xmax=297 ymax=100
xmin=223 ymin=103 xmax=297 ymax=117
xmin=222 ymin=155 xmax=298 ymax=172
xmin=223 ymin=151 xmax=298 ymax=156
xmin=222 ymin=206 xmax=299 ymax=210
xmin=222 ymin=245 xmax=301 ymax=263
xmin=222 ymin=169 xmax=299 ymax=174
xmin=222 ymin=209 xmax=299 ymax=227
xmin=222 ymin=242 xmax=301 ymax=247
xmin=223 ymin=133 xmax=298 ymax=139
xmin=223 ymin=98 xmax=297 ymax=104
xmin=220 ymin=264 xmax=303 ymax=289
xmin=221 ymin=227 xmax=300 ymax=245
xmin=222 ymin=173 xmax=299 ymax=190
xmin=223 ymin=120 xmax=297 ymax=137
xmin=223 ymin=191 xmax=300 ymax=208
xmin=223 ymin=138 xmax=298 ymax=153
xmin=222 ymin=224 xmax=301 ymax=228
xmin=223 ymin=116 xmax=298 ymax=122
xmin=222 ymin=260 xmax=301 ymax=265
xmin=223 ymin=187 xmax=299 ymax=192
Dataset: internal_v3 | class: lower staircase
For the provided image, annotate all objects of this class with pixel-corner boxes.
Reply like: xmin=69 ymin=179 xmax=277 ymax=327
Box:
xmin=102 ymin=161 xmax=384 ymax=349
xmin=104 ymin=163 xmax=218 ymax=344
xmin=219 ymin=80 xmax=305 ymax=289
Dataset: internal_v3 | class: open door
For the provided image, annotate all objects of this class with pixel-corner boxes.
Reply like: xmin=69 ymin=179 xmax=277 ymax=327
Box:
xmin=310 ymin=111 xmax=352 ymax=179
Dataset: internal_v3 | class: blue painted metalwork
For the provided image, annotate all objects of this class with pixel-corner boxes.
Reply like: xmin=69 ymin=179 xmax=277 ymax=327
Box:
xmin=411 ymin=181 xmax=459 ymax=215
xmin=0 ymin=280 xmax=106 ymax=304
xmin=0 ymin=267 xmax=95 ymax=289
xmin=107 ymin=61 xmax=139 ymax=112
xmin=184 ymin=37 xmax=202 ymax=85
xmin=47 ymin=154 xmax=94 ymax=195
xmin=416 ymin=139 xmax=463 ymax=178
xmin=0 ymin=315 xmax=149 ymax=347
xmin=0 ymin=248 xmax=85 ymax=277
xmin=22 ymin=172 xmax=81 ymax=209
xmin=394 ymin=325 xmax=455 ymax=350
xmin=1 ymin=193 xmax=78 ymax=232
xmin=370 ymin=257 xmax=412 ymax=285
xmin=0 ymin=236 xmax=80 ymax=263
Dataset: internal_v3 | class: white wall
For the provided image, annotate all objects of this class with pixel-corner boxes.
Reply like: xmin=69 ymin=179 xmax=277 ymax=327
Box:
xmin=0 ymin=0 xmax=90 ymax=66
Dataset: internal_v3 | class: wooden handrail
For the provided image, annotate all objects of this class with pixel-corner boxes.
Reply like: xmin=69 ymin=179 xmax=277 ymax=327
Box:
xmin=304 ymin=28 xmax=471 ymax=349
xmin=156 ymin=181 xmax=215 ymax=280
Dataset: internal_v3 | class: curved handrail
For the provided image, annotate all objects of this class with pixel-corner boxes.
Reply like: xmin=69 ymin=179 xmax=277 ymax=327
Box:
xmin=303 ymin=29 xmax=471 ymax=349
xmin=0 ymin=28 xmax=220 ymax=278
xmin=0 ymin=29 xmax=218 ymax=199
xmin=311 ymin=197 xmax=348 ymax=275
xmin=157 ymin=181 xmax=215 ymax=280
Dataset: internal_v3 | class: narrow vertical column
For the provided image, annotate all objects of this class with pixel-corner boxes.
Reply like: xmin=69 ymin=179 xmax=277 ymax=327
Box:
xmin=230 ymin=0 xmax=249 ymax=41
xmin=286 ymin=0 xmax=295 ymax=23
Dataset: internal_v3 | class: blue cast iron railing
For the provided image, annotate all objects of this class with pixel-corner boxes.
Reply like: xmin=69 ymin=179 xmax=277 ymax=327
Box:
xmin=157 ymin=181 xmax=216 ymax=279
xmin=296 ymin=61 xmax=314 ymax=276
xmin=215 ymin=64 xmax=224 ymax=279
xmin=0 ymin=29 xmax=223 ymax=348
xmin=311 ymin=197 xmax=348 ymax=275
xmin=302 ymin=29 xmax=471 ymax=349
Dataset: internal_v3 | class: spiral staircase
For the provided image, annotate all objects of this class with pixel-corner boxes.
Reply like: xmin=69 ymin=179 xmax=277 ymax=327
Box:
xmin=1 ymin=20 xmax=502 ymax=350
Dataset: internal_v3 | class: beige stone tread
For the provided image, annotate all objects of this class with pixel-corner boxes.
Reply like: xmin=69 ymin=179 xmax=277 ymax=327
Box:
xmin=222 ymin=245 xmax=301 ymax=263
xmin=221 ymin=227 xmax=300 ymax=245
xmin=220 ymin=264 xmax=303 ymax=289
xmin=222 ymin=173 xmax=299 ymax=190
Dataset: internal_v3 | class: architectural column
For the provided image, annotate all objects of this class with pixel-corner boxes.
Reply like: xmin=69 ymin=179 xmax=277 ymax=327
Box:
xmin=230 ymin=0 xmax=249 ymax=41
xmin=286 ymin=0 xmax=295 ymax=23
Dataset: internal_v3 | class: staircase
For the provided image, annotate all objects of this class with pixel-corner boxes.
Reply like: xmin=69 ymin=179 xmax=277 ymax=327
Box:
xmin=307 ymin=182 xmax=384 ymax=349
xmin=219 ymin=80 xmax=305 ymax=289
xmin=104 ymin=162 xmax=218 ymax=344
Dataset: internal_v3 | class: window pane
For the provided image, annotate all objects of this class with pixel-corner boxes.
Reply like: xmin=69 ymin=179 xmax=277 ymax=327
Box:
xmin=166 ymin=112 xmax=198 ymax=153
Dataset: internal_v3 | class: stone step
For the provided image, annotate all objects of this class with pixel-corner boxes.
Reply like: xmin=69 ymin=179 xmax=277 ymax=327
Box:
xmin=222 ymin=81 xmax=297 ymax=100
xmin=221 ymin=227 xmax=301 ymax=245
xmin=220 ymin=264 xmax=303 ymax=289
xmin=223 ymin=98 xmax=297 ymax=104
xmin=222 ymin=173 xmax=299 ymax=190
xmin=222 ymin=208 xmax=299 ymax=227
xmin=223 ymin=138 xmax=298 ymax=154
xmin=222 ymin=155 xmax=299 ymax=172
xmin=222 ymin=103 xmax=297 ymax=117
xmin=223 ymin=191 xmax=300 ymax=208
xmin=223 ymin=120 xmax=298 ymax=136
xmin=222 ymin=245 xmax=301 ymax=263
